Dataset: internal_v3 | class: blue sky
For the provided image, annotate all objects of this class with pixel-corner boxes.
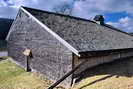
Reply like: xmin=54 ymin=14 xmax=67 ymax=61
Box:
xmin=0 ymin=0 xmax=133 ymax=32
xmin=104 ymin=12 xmax=129 ymax=22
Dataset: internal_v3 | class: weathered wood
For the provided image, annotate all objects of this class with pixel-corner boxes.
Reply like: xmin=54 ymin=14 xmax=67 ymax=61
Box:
xmin=26 ymin=56 xmax=31 ymax=72
xmin=48 ymin=59 xmax=87 ymax=89
xmin=74 ymin=51 xmax=133 ymax=75
xmin=7 ymin=9 xmax=73 ymax=87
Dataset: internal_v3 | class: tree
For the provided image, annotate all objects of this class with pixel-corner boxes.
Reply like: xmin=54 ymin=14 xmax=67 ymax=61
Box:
xmin=53 ymin=0 xmax=87 ymax=15
xmin=53 ymin=2 xmax=74 ymax=15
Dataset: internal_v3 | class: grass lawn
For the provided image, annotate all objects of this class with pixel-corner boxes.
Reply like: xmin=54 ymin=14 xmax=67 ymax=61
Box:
xmin=0 ymin=59 xmax=52 ymax=89
xmin=0 ymin=57 xmax=133 ymax=89
xmin=73 ymin=57 xmax=133 ymax=89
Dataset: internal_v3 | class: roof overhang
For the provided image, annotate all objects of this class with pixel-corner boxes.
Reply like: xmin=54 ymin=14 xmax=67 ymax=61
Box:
xmin=79 ymin=48 xmax=133 ymax=58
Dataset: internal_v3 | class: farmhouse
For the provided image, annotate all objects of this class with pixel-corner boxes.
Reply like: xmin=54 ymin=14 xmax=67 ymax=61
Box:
xmin=6 ymin=6 xmax=133 ymax=87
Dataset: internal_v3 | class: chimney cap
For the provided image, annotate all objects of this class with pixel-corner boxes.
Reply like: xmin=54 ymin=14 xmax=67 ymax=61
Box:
xmin=94 ymin=15 xmax=104 ymax=21
xmin=93 ymin=15 xmax=104 ymax=25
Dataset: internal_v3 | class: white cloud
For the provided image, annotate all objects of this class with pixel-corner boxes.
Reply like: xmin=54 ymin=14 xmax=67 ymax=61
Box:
xmin=72 ymin=0 xmax=133 ymax=18
xmin=72 ymin=1 xmax=99 ymax=19
xmin=107 ymin=17 xmax=133 ymax=32
xmin=0 ymin=0 xmax=133 ymax=35
xmin=0 ymin=6 xmax=17 ymax=18
xmin=0 ymin=0 xmax=73 ymax=18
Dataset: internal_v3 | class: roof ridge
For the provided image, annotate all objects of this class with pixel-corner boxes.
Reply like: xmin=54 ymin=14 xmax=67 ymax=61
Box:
xmin=22 ymin=6 xmax=133 ymax=38
xmin=22 ymin=6 xmax=96 ymax=24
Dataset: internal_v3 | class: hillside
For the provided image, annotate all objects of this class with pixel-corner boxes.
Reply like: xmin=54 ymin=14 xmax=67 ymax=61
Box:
xmin=0 ymin=18 xmax=13 ymax=40
xmin=0 ymin=40 xmax=7 ymax=51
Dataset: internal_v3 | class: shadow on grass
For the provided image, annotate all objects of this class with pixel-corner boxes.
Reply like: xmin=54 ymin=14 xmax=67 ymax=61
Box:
xmin=78 ymin=75 xmax=113 ymax=89
xmin=74 ymin=56 xmax=133 ymax=89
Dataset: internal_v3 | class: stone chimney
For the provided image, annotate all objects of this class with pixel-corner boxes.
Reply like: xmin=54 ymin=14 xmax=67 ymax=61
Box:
xmin=93 ymin=15 xmax=104 ymax=25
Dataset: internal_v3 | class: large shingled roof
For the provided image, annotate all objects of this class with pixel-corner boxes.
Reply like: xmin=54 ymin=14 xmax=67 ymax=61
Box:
xmin=14 ymin=7 xmax=133 ymax=52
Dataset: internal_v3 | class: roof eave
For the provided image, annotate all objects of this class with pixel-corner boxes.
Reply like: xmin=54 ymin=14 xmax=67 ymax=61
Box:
xmin=79 ymin=48 xmax=133 ymax=58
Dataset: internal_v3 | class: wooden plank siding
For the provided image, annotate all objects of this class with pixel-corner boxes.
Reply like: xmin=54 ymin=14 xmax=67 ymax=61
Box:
xmin=7 ymin=9 xmax=73 ymax=87
xmin=73 ymin=50 xmax=133 ymax=76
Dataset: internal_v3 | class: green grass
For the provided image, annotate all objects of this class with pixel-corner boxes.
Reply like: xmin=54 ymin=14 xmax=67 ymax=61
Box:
xmin=0 ymin=59 xmax=52 ymax=89
xmin=73 ymin=57 xmax=133 ymax=89
xmin=1 ymin=57 xmax=133 ymax=89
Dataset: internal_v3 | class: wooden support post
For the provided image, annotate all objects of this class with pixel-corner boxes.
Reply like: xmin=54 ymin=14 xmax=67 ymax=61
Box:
xmin=26 ymin=56 xmax=31 ymax=72
xmin=23 ymin=49 xmax=32 ymax=72
xmin=48 ymin=60 xmax=87 ymax=89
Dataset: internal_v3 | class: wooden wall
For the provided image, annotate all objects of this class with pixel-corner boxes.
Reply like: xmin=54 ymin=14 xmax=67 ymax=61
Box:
xmin=74 ymin=50 xmax=133 ymax=76
xmin=7 ymin=9 xmax=73 ymax=87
